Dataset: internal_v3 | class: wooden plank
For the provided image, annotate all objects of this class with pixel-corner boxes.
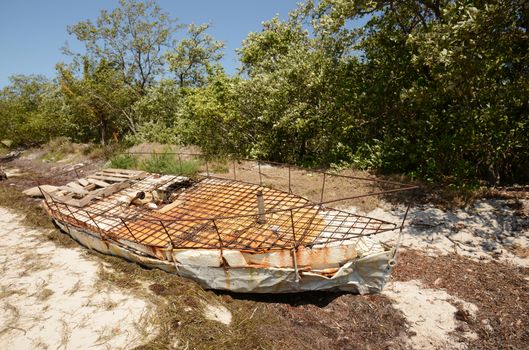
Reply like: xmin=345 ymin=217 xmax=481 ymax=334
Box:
xmin=88 ymin=174 xmax=129 ymax=182
xmin=78 ymin=178 xmax=90 ymax=187
xmin=60 ymin=186 xmax=89 ymax=196
xmin=86 ymin=178 xmax=111 ymax=187
xmin=103 ymin=168 xmax=145 ymax=175
xmin=98 ymin=171 xmax=135 ymax=179
xmin=66 ymin=181 xmax=86 ymax=192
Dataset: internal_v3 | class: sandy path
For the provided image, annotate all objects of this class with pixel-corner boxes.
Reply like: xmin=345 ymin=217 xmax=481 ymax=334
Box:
xmin=0 ymin=207 xmax=155 ymax=349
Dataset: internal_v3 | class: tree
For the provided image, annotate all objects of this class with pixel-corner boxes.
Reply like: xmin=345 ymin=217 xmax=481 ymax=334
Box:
xmin=0 ymin=75 xmax=68 ymax=145
xmin=166 ymin=23 xmax=224 ymax=88
xmin=66 ymin=0 xmax=180 ymax=95
xmin=57 ymin=59 xmax=136 ymax=144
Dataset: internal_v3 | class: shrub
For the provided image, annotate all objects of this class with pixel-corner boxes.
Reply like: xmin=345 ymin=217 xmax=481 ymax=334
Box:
xmin=140 ymin=152 xmax=200 ymax=177
xmin=109 ymin=154 xmax=138 ymax=169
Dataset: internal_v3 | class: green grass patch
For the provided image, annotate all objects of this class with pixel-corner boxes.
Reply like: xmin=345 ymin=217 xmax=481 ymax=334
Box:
xmin=109 ymin=153 xmax=139 ymax=169
xmin=139 ymin=153 xmax=200 ymax=177
xmin=109 ymin=152 xmax=200 ymax=177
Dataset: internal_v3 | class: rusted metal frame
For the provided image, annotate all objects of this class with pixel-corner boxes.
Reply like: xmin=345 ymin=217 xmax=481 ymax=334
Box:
xmin=121 ymin=186 xmax=407 ymax=225
xmin=122 ymin=150 xmax=418 ymax=189
xmin=170 ymin=221 xmax=212 ymax=248
xmin=320 ymin=172 xmax=326 ymax=203
xmin=159 ymin=221 xmax=175 ymax=248
xmin=247 ymin=203 xmax=300 ymax=249
xmin=336 ymin=214 xmax=367 ymax=247
xmin=120 ymin=218 xmax=140 ymax=243
xmin=288 ymin=164 xmax=292 ymax=194
xmin=176 ymin=184 xmax=257 ymax=220
xmin=392 ymin=204 xmax=411 ymax=260
xmin=338 ymin=213 xmax=371 ymax=246
xmin=325 ymin=212 xmax=353 ymax=245
xmin=295 ymin=205 xmax=324 ymax=246
xmin=317 ymin=210 xmax=343 ymax=245
xmin=257 ymin=205 xmax=314 ymax=250
xmin=129 ymin=186 xmax=401 ymax=223
xmin=177 ymin=154 xmax=183 ymax=174
xmin=190 ymin=181 xmax=265 ymax=217
xmin=211 ymin=219 xmax=227 ymax=267
xmin=204 ymin=156 xmax=210 ymax=177
xmin=139 ymin=220 xmax=173 ymax=246
xmin=85 ymin=210 xmax=107 ymax=240
xmin=290 ymin=209 xmax=300 ymax=282
xmin=48 ymin=194 xmax=68 ymax=223
xmin=258 ymin=160 xmax=263 ymax=186
xmin=63 ymin=202 xmax=82 ymax=226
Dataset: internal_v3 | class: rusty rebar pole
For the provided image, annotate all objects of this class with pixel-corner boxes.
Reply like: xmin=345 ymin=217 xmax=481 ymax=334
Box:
xmin=211 ymin=219 xmax=226 ymax=267
xmin=320 ymin=172 xmax=326 ymax=203
xmin=288 ymin=165 xmax=292 ymax=194
xmin=256 ymin=191 xmax=266 ymax=224
xmin=159 ymin=220 xmax=175 ymax=248
xmin=258 ymin=161 xmax=263 ymax=186
xmin=120 ymin=218 xmax=139 ymax=243
xmin=178 ymin=154 xmax=183 ymax=174
xmin=86 ymin=211 xmax=105 ymax=240
xmin=290 ymin=209 xmax=300 ymax=282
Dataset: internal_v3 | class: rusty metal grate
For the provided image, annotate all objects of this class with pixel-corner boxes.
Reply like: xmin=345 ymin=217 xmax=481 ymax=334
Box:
xmin=41 ymin=153 xmax=416 ymax=253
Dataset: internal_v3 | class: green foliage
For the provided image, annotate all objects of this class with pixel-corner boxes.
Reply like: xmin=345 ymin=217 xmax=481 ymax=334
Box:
xmin=2 ymin=0 xmax=528 ymax=185
xmin=166 ymin=23 xmax=225 ymax=88
xmin=109 ymin=153 xmax=138 ymax=169
xmin=139 ymin=152 xmax=200 ymax=176
xmin=110 ymin=152 xmax=200 ymax=177
xmin=40 ymin=137 xmax=76 ymax=162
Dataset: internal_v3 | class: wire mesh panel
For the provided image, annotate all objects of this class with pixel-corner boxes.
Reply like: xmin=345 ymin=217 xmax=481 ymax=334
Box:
xmin=42 ymin=153 xmax=416 ymax=253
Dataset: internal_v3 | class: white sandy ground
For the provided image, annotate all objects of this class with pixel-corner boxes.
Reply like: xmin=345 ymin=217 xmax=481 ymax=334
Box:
xmin=0 ymin=207 xmax=157 ymax=350
xmin=347 ymin=198 xmax=529 ymax=350
xmin=346 ymin=198 xmax=529 ymax=266
xmin=384 ymin=280 xmax=478 ymax=350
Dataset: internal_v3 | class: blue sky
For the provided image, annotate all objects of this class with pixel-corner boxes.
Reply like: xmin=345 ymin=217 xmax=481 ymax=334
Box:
xmin=0 ymin=0 xmax=299 ymax=87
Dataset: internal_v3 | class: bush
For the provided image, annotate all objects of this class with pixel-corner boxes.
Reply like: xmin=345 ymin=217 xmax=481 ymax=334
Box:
xmin=140 ymin=152 xmax=200 ymax=177
xmin=109 ymin=154 xmax=138 ymax=169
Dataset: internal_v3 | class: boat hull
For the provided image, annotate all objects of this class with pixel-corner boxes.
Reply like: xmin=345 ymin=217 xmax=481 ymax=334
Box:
xmin=54 ymin=219 xmax=394 ymax=294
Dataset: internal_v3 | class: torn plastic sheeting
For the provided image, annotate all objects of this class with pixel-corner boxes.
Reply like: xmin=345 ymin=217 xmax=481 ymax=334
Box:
xmin=175 ymin=251 xmax=392 ymax=294
xmin=55 ymin=219 xmax=392 ymax=294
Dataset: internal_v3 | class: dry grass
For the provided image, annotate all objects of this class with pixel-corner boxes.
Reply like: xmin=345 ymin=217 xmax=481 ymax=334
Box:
xmin=393 ymin=250 xmax=529 ymax=349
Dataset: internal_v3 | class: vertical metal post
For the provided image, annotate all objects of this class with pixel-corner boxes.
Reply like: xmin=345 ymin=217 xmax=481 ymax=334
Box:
xmin=211 ymin=219 xmax=226 ymax=267
xmin=288 ymin=165 xmax=292 ymax=194
xmin=64 ymin=204 xmax=79 ymax=223
xmin=160 ymin=220 xmax=175 ymax=247
xmin=256 ymin=191 xmax=266 ymax=224
xmin=178 ymin=154 xmax=183 ymax=174
xmin=232 ymin=159 xmax=236 ymax=180
xmin=258 ymin=161 xmax=262 ymax=186
xmin=120 ymin=218 xmax=139 ymax=243
xmin=205 ymin=156 xmax=210 ymax=177
xmin=49 ymin=196 xmax=66 ymax=222
xmin=290 ymin=209 xmax=297 ymax=244
xmin=320 ymin=172 xmax=326 ymax=203
xmin=290 ymin=209 xmax=300 ymax=282
xmin=86 ymin=211 xmax=105 ymax=240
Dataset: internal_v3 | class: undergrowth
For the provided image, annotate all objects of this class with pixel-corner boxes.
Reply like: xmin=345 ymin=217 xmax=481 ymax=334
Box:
xmin=109 ymin=152 xmax=200 ymax=177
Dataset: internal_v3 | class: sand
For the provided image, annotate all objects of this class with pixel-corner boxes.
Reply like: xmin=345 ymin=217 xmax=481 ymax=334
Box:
xmin=0 ymin=207 xmax=156 ymax=349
